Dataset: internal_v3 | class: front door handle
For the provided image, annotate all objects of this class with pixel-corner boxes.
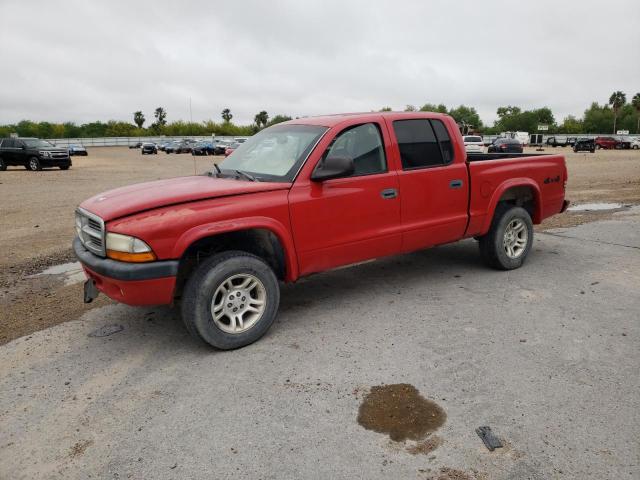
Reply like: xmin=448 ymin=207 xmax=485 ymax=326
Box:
xmin=449 ymin=179 xmax=463 ymax=189
xmin=380 ymin=188 xmax=398 ymax=199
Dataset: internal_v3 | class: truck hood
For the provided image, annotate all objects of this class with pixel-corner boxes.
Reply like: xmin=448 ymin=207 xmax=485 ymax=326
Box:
xmin=80 ymin=175 xmax=291 ymax=221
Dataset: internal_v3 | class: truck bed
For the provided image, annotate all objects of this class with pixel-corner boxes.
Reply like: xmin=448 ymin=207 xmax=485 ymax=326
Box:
xmin=466 ymin=152 xmax=549 ymax=162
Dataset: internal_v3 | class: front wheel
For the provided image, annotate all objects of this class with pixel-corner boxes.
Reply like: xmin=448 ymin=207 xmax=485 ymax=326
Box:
xmin=478 ymin=204 xmax=533 ymax=270
xmin=27 ymin=157 xmax=42 ymax=171
xmin=181 ymin=251 xmax=280 ymax=349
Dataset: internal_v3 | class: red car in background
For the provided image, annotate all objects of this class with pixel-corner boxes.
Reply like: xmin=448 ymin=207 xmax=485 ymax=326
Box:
xmin=224 ymin=142 xmax=240 ymax=157
xmin=594 ymin=137 xmax=618 ymax=149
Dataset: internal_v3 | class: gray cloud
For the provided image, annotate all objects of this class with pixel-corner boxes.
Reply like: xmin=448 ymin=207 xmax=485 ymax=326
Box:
xmin=1 ymin=0 xmax=638 ymax=126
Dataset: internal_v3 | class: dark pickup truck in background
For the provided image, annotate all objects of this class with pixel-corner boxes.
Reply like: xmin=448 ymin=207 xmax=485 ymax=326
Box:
xmin=74 ymin=112 xmax=568 ymax=350
xmin=0 ymin=137 xmax=72 ymax=171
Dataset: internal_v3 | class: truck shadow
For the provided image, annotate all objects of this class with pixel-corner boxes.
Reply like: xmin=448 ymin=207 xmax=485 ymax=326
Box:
xmin=84 ymin=239 xmax=492 ymax=354
xmin=277 ymin=239 xmax=485 ymax=317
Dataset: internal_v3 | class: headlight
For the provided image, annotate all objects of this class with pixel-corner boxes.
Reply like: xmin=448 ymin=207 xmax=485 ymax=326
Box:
xmin=105 ymin=232 xmax=156 ymax=262
xmin=39 ymin=151 xmax=50 ymax=157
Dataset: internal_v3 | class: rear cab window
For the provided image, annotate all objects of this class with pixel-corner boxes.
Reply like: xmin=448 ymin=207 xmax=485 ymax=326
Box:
xmin=393 ymin=118 xmax=455 ymax=169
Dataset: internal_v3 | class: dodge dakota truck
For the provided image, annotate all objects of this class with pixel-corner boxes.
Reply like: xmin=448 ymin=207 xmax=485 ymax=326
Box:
xmin=74 ymin=112 xmax=569 ymax=349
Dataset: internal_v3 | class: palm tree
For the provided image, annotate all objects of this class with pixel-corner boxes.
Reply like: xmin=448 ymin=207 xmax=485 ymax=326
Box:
xmin=133 ymin=111 xmax=145 ymax=128
xmin=608 ymin=91 xmax=626 ymax=134
xmin=221 ymin=108 xmax=232 ymax=123
xmin=632 ymin=93 xmax=640 ymax=134
xmin=254 ymin=111 xmax=269 ymax=129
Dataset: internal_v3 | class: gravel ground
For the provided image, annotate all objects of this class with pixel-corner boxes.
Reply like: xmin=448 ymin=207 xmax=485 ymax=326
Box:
xmin=0 ymin=208 xmax=638 ymax=479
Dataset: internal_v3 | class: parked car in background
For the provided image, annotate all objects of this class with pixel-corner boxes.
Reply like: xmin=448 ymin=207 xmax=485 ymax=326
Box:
xmin=629 ymin=137 xmax=640 ymax=150
xmin=234 ymin=138 xmax=248 ymax=144
xmin=192 ymin=141 xmax=214 ymax=156
xmin=224 ymin=142 xmax=240 ymax=157
xmin=595 ymin=136 xmax=618 ymax=149
xmin=573 ymin=138 xmax=595 ymax=153
xmin=68 ymin=144 xmax=88 ymax=156
xmin=482 ymin=136 xmax=497 ymax=147
xmin=462 ymin=135 xmax=484 ymax=153
xmin=0 ymin=137 xmax=72 ymax=171
xmin=129 ymin=142 xmax=143 ymax=149
xmin=488 ymin=138 xmax=524 ymax=153
xmin=501 ymin=131 xmax=529 ymax=146
xmin=615 ymin=136 xmax=633 ymax=149
xmin=546 ymin=136 xmax=568 ymax=147
xmin=175 ymin=141 xmax=194 ymax=154
xmin=213 ymin=140 xmax=232 ymax=155
xmin=165 ymin=141 xmax=190 ymax=154
xmin=141 ymin=143 xmax=158 ymax=155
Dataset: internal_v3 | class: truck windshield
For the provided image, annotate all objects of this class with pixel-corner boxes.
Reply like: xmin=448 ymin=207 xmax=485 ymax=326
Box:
xmin=217 ymin=124 xmax=327 ymax=182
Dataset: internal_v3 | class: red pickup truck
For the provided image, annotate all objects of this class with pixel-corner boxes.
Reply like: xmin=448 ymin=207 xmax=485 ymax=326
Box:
xmin=74 ymin=112 xmax=568 ymax=349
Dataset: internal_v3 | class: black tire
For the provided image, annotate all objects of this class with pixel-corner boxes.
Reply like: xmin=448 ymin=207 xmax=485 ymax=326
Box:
xmin=478 ymin=204 xmax=533 ymax=270
xmin=0 ymin=158 xmax=6 ymax=171
xmin=27 ymin=157 xmax=42 ymax=171
xmin=59 ymin=165 xmax=70 ymax=170
xmin=181 ymin=251 xmax=280 ymax=350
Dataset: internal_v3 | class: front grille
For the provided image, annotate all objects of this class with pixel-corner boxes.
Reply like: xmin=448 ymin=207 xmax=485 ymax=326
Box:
xmin=51 ymin=151 xmax=69 ymax=159
xmin=76 ymin=208 xmax=105 ymax=257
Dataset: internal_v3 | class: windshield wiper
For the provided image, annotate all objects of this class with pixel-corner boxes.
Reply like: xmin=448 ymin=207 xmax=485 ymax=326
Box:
xmin=207 ymin=163 xmax=222 ymax=177
xmin=234 ymin=169 xmax=258 ymax=182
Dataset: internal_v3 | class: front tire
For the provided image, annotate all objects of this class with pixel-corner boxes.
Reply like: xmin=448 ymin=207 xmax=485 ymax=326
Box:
xmin=181 ymin=251 xmax=280 ymax=349
xmin=27 ymin=157 xmax=42 ymax=171
xmin=478 ymin=204 xmax=533 ymax=270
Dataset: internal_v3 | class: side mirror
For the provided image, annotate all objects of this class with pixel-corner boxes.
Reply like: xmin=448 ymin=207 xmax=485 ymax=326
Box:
xmin=311 ymin=155 xmax=355 ymax=182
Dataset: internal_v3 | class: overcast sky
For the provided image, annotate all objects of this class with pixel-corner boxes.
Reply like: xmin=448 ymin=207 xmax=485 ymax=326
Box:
xmin=1 ymin=0 xmax=638 ymax=127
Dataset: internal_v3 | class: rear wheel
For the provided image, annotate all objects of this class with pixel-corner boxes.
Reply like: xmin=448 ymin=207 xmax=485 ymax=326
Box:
xmin=479 ymin=204 xmax=533 ymax=270
xmin=181 ymin=251 xmax=280 ymax=349
xmin=27 ymin=157 xmax=42 ymax=171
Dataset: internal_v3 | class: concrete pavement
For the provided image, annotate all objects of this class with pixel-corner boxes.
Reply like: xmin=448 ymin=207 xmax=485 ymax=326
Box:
xmin=1 ymin=209 xmax=638 ymax=479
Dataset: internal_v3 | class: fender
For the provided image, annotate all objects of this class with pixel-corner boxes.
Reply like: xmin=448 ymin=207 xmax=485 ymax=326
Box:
xmin=172 ymin=216 xmax=299 ymax=282
xmin=481 ymin=178 xmax=542 ymax=233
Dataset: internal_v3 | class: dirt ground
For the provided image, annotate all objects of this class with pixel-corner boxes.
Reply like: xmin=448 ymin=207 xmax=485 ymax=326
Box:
xmin=0 ymin=146 xmax=639 ymax=344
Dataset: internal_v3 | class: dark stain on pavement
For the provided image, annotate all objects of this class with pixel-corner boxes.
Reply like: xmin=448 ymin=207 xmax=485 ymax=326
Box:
xmin=357 ymin=384 xmax=446 ymax=442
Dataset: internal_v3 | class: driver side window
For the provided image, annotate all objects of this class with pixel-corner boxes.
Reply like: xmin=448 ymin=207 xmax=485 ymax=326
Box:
xmin=324 ymin=123 xmax=386 ymax=176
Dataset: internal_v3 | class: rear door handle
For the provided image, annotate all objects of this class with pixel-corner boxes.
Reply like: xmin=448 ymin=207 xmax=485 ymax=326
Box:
xmin=449 ymin=179 xmax=463 ymax=189
xmin=380 ymin=188 xmax=398 ymax=199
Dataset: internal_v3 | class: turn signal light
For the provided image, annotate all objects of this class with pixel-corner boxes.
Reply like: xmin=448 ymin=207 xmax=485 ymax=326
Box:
xmin=106 ymin=250 xmax=157 ymax=263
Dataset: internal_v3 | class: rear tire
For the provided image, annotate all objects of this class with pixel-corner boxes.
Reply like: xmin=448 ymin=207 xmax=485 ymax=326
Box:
xmin=478 ymin=204 xmax=533 ymax=270
xmin=181 ymin=251 xmax=280 ymax=350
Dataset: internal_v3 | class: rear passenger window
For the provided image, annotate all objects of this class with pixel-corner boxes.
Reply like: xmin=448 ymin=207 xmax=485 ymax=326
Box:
xmin=324 ymin=123 xmax=386 ymax=176
xmin=431 ymin=120 xmax=454 ymax=164
xmin=393 ymin=119 xmax=444 ymax=169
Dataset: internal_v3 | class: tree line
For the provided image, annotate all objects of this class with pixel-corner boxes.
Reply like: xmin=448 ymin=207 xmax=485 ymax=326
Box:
xmin=386 ymin=91 xmax=640 ymax=135
xmin=0 ymin=107 xmax=292 ymax=139
xmin=1 ymin=91 xmax=638 ymax=139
